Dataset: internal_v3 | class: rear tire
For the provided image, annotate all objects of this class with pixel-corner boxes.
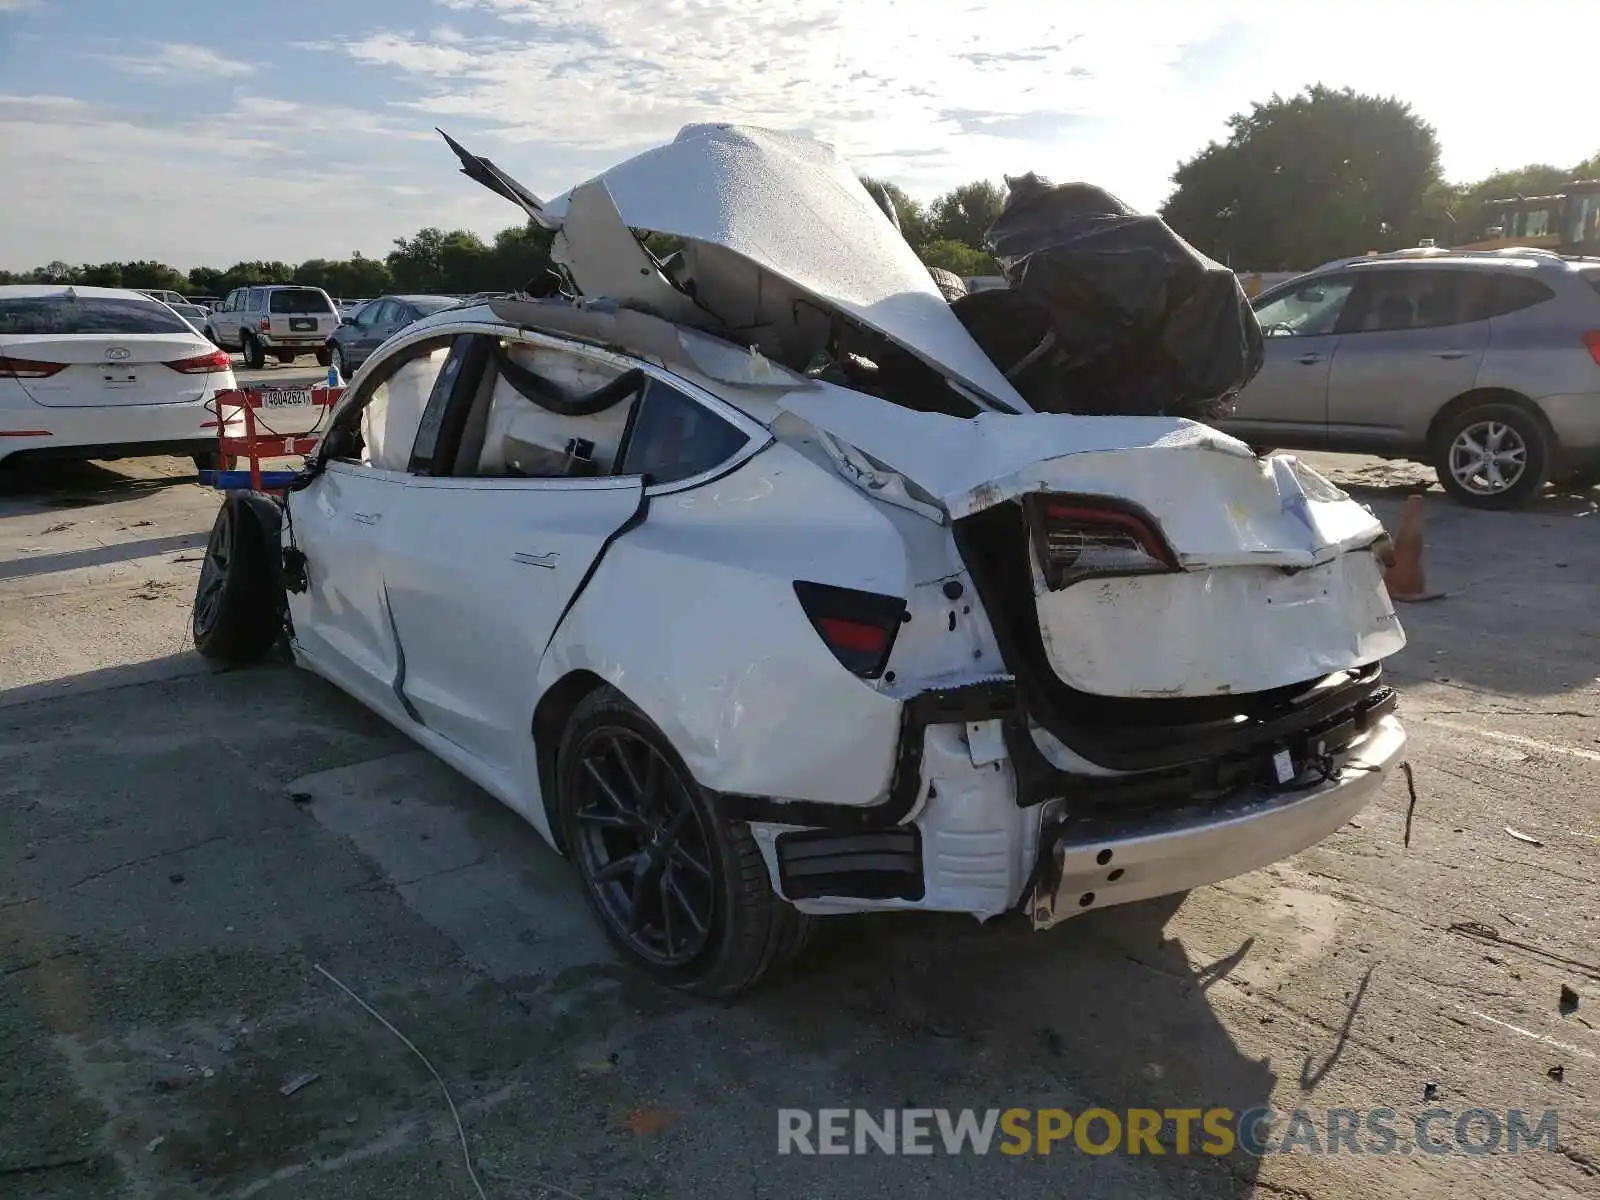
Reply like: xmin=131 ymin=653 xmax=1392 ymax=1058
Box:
xmin=192 ymin=493 xmax=284 ymax=665
xmin=275 ymin=352 xmax=295 ymax=364
xmin=192 ymin=450 xmax=225 ymax=473
xmin=315 ymin=346 xmax=332 ymax=368
xmin=557 ymin=686 xmax=811 ymax=997
xmin=1432 ymin=403 xmax=1551 ymax=509
xmin=241 ymin=333 xmax=266 ymax=370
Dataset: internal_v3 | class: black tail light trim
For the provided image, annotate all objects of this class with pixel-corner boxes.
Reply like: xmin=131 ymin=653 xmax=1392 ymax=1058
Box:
xmin=792 ymin=580 xmax=906 ymax=679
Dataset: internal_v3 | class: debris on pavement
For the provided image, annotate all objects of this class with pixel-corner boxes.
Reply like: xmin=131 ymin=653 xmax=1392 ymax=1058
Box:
xmin=1560 ymin=985 xmax=1580 ymax=1016
xmin=1548 ymin=1065 xmax=1566 ymax=1082
xmin=1423 ymin=1082 xmax=1440 ymax=1101
xmin=279 ymin=1070 xmax=321 ymax=1097
xmin=144 ymin=1135 xmax=165 ymax=1153
xmin=1504 ymin=826 xmax=1544 ymax=846
xmin=623 ymin=1107 xmax=677 ymax=1135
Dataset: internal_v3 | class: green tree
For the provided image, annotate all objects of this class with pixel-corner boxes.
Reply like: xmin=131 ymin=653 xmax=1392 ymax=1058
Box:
xmin=1161 ymin=85 xmax=1442 ymax=269
xmin=119 ymin=260 xmax=188 ymax=291
xmin=187 ymin=266 xmax=227 ymax=296
xmin=77 ymin=263 xmax=124 ymax=287
xmin=928 ymin=181 xmax=1007 ymax=250
xmin=491 ymin=224 xmax=556 ymax=290
xmin=858 ymin=176 xmax=929 ymax=247
xmin=918 ymin=238 xmax=997 ymax=277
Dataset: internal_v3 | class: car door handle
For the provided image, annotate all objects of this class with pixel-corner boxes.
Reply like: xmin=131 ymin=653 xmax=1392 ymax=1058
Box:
xmin=512 ymin=551 xmax=559 ymax=569
xmin=351 ymin=512 xmax=381 ymax=525
xmin=1432 ymin=350 xmax=1470 ymax=360
xmin=1296 ymin=353 xmax=1324 ymax=365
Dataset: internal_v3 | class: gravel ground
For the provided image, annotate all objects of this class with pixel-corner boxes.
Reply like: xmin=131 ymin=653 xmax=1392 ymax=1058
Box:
xmin=1 ymin=449 xmax=1595 ymax=1199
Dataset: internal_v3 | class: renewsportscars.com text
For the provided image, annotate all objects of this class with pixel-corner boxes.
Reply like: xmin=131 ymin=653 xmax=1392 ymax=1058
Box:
xmin=777 ymin=1107 xmax=1560 ymax=1157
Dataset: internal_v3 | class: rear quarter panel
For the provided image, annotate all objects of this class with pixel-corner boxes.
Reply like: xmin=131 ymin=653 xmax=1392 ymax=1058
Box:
xmin=1477 ymin=278 xmax=1600 ymax=402
xmin=536 ymin=441 xmax=910 ymax=807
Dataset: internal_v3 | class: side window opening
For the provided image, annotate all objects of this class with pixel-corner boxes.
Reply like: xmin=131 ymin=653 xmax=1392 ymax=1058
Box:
xmin=1253 ymin=277 xmax=1355 ymax=337
xmin=1339 ymin=269 xmax=1490 ymax=334
xmin=461 ymin=341 xmax=643 ymax=479
xmin=617 ymin=378 xmax=749 ymax=486
xmin=321 ymin=334 xmax=458 ymax=469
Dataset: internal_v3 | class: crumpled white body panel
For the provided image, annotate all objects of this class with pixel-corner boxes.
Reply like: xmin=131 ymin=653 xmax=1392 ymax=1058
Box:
xmin=776 ymin=386 xmax=1404 ymax=697
xmin=543 ymin=124 xmax=1027 ymax=414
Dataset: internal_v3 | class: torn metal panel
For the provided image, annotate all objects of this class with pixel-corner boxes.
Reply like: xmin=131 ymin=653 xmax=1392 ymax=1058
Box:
xmin=541 ymin=124 xmax=1029 ymax=414
xmin=485 ymin=297 xmax=812 ymax=392
xmin=551 ymin=179 xmax=716 ymax=328
xmin=774 ymin=386 xmax=1387 ymax=566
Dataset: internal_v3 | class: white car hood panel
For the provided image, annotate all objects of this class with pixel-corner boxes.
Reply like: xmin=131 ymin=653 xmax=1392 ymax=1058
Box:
xmin=542 ymin=124 xmax=1028 ymax=415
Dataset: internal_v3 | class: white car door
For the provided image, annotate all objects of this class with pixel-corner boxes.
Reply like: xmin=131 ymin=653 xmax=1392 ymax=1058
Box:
xmin=286 ymin=335 xmax=458 ymax=711
xmin=378 ymin=333 xmax=655 ymax=771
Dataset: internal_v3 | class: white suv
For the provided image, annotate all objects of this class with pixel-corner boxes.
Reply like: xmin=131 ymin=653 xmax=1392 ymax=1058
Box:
xmin=205 ymin=286 xmax=338 ymax=369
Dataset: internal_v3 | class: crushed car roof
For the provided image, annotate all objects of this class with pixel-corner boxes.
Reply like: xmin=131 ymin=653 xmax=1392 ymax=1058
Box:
xmin=445 ymin=123 xmax=1028 ymax=415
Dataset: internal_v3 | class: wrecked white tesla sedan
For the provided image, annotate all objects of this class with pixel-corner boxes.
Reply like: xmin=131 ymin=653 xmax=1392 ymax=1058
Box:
xmin=192 ymin=125 xmax=1407 ymax=995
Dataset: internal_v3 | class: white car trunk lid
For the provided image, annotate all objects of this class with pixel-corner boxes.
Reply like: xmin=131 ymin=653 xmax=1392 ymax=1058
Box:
xmin=1 ymin=334 xmax=215 ymax=406
xmin=779 ymin=387 xmax=1406 ymax=698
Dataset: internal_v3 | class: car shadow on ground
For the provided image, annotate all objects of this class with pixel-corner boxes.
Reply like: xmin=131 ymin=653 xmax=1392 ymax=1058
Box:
xmin=1339 ymin=483 xmax=1599 ymax=698
xmin=0 ymin=458 xmax=199 ymax=505
xmin=729 ymin=898 xmax=1272 ymax=1193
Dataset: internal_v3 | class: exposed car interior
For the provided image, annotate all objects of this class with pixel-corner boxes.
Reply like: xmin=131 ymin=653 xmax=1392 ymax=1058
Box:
xmin=338 ymin=331 xmax=749 ymax=487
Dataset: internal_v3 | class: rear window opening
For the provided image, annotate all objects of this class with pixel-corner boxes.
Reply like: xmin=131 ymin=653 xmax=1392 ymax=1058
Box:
xmin=269 ymin=290 xmax=336 ymax=315
xmin=0 ymin=296 xmax=193 ymax=336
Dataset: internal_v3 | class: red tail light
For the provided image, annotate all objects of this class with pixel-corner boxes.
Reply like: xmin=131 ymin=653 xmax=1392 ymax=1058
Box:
xmin=164 ymin=349 xmax=233 ymax=374
xmin=1583 ymin=331 xmax=1600 ymax=367
xmin=793 ymin=581 xmax=905 ymax=678
xmin=0 ymin=355 xmax=67 ymax=379
xmin=259 ymin=317 xmax=271 ymax=331
xmin=1026 ymin=495 xmax=1178 ymax=590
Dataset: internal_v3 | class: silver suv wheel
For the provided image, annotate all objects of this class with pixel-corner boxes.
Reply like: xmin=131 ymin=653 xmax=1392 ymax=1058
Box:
xmin=1448 ymin=419 xmax=1527 ymax=495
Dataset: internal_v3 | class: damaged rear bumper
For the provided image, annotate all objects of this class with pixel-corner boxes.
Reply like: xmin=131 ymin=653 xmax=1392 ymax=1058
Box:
xmin=1031 ymin=715 xmax=1405 ymax=927
xmin=742 ymin=678 xmax=1404 ymax=925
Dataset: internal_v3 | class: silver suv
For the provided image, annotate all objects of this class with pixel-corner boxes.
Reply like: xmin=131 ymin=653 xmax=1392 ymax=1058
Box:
xmin=1220 ymin=249 xmax=1600 ymax=507
xmin=205 ymin=285 xmax=338 ymax=370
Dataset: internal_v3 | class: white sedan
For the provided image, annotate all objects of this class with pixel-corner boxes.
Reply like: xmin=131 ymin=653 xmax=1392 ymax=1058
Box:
xmin=0 ymin=284 xmax=237 ymax=470
xmin=191 ymin=126 xmax=1408 ymax=996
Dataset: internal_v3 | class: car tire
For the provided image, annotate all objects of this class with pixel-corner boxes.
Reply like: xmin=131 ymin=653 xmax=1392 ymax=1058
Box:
xmin=241 ymin=333 xmax=265 ymax=370
xmin=192 ymin=449 xmax=225 ymax=473
xmin=1432 ymin=403 xmax=1552 ymax=509
xmin=557 ymin=686 xmax=812 ymax=997
xmin=315 ymin=346 xmax=333 ymax=368
xmin=192 ymin=493 xmax=284 ymax=665
xmin=275 ymin=352 xmax=295 ymax=364
xmin=329 ymin=345 xmax=347 ymax=379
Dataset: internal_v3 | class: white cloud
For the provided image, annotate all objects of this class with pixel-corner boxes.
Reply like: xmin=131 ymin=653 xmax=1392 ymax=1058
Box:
xmin=0 ymin=0 xmax=42 ymax=11
xmin=0 ymin=94 xmax=508 ymax=269
xmin=96 ymin=43 xmax=255 ymax=80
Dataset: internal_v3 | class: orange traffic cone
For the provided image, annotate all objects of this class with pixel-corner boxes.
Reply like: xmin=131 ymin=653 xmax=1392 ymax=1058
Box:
xmin=1383 ymin=495 xmax=1443 ymax=602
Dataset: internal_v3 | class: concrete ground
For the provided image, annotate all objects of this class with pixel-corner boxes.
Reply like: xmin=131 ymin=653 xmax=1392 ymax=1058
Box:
xmin=1 ymin=439 xmax=1596 ymax=1200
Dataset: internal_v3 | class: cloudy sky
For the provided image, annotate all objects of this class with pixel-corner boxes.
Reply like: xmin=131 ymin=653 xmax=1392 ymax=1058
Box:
xmin=0 ymin=0 xmax=1592 ymax=270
